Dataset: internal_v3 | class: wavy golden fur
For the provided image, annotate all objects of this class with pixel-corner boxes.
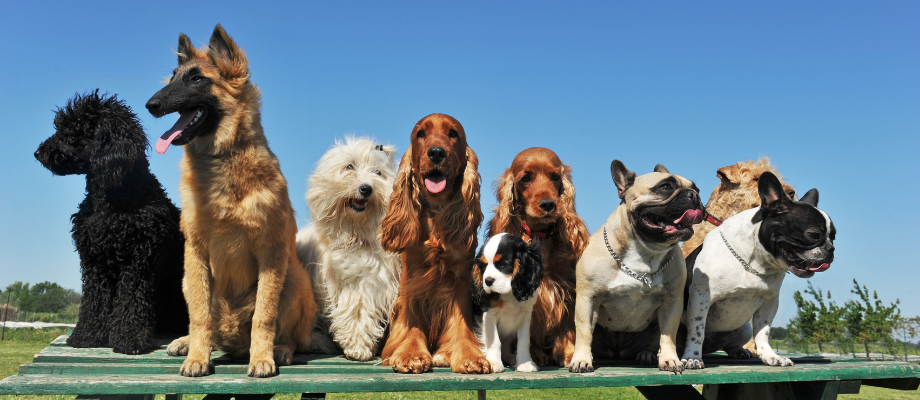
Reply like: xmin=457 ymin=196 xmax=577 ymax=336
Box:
xmin=152 ymin=25 xmax=317 ymax=378
xmin=681 ymin=157 xmax=796 ymax=258
xmin=487 ymin=147 xmax=589 ymax=366
xmin=379 ymin=114 xmax=489 ymax=374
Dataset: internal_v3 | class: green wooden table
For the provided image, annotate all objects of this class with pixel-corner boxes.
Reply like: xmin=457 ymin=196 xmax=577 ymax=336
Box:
xmin=1 ymin=333 xmax=918 ymax=400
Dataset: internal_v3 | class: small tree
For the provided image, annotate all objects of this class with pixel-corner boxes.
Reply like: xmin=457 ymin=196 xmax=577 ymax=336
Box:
xmin=845 ymin=279 xmax=900 ymax=360
xmin=893 ymin=316 xmax=920 ymax=361
xmin=789 ymin=281 xmax=845 ymax=354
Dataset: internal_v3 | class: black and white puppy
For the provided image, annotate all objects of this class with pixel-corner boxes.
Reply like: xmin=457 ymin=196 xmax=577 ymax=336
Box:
xmin=471 ymin=233 xmax=544 ymax=373
xmin=680 ymin=172 xmax=835 ymax=369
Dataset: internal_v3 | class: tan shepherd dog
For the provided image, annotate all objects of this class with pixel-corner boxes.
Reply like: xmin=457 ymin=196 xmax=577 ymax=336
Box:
xmin=145 ymin=25 xmax=316 ymax=378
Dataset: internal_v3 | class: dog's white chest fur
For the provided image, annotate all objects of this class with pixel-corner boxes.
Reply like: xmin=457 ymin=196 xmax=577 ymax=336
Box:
xmin=595 ymin=244 xmax=680 ymax=332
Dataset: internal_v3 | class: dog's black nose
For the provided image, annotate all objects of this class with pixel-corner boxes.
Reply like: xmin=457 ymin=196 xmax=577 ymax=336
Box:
xmin=539 ymin=199 xmax=556 ymax=212
xmin=34 ymin=149 xmax=41 ymax=161
xmin=427 ymin=147 xmax=446 ymax=164
xmin=145 ymin=98 xmax=161 ymax=112
xmin=484 ymin=277 xmax=495 ymax=287
xmin=358 ymin=184 xmax=373 ymax=198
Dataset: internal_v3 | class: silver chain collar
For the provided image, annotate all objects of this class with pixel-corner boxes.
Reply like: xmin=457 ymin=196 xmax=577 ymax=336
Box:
xmin=603 ymin=226 xmax=672 ymax=287
xmin=719 ymin=230 xmax=779 ymax=277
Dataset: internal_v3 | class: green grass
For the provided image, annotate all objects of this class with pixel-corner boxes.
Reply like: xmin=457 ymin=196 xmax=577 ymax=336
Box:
xmin=1 ymin=330 xmax=917 ymax=399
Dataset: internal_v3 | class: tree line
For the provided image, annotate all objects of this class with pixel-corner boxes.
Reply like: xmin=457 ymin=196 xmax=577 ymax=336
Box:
xmin=787 ymin=279 xmax=919 ymax=361
xmin=0 ymin=281 xmax=81 ymax=321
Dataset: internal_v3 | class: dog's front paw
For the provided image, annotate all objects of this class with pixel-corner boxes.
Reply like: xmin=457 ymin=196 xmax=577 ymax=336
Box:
xmin=247 ymin=358 xmax=278 ymax=378
xmin=487 ymin=356 xmax=505 ymax=373
xmin=635 ymin=350 xmax=657 ymax=366
xmin=113 ymin=338 xmax=152 ymax=355
xmin=453 ymin=355 xmax=491 ymax=374
xmin=344 ymin=346 xmax=375 ymax=362
xmin=273 ymin=346 xmax=294 ymax=366
xmin=66 ymin=333 xmax=107 ymax=349
xmin=761 ymin=354 xmax=794 ymax=367
xmin=681 ymin=358 xmax=705 ymax=370
xmin=515 ymin=361 xmax=538 ymax=372
xmin=726 ymin=347 xmax=754 ymax=360
xmin=568 ymin=355 xmax=594 ymax=373
xmin=431 ymin=353 xmax=450 ymax=367
xmin=179 ymin=358 xmax=211 ymax=377
xmin=659 ymin=357 xmax=684 ymax=374
xmin=390 ymin=353 xmax=432 ymax=374
xmin=166 ymin=337 xmax=190 ymax=357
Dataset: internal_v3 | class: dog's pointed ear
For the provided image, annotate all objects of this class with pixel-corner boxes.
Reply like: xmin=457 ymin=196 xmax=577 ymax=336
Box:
xmin=758 ymin=172 xmax=790 ymax=215
xmin=512 ymin=238 xmax=544 ymax=302
xmin=177 ymin=34 xmax=196 ymax=65
xmin=379 ymin=148 xmax=420 ymax=252
xmin=488 ymin=166 xmax=517 ymax=236
xmin=717 ymin=164 xmax=740 ymax=184
xmin=654 ymin=164 xmax=670 ymax=174
xmin=207 ymin=24 xmax=249 ymax=79
xmin=610 ymin=159 xmax=636 ymax=200
xmin=799 ymin=188 xmax=819 ymax=207
xmin=89 ymin=96 xmax=147 ymax=188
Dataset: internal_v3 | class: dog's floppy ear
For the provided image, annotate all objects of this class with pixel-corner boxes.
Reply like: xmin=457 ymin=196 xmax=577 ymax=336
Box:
xmin=379 ymin=148 xmax=420 ymax=252
xmin=441 ymin=147 xmax=483 ymax=252
xmin=488 ymin=166 xmax=517 ymax=236
xmin=512 ymin=237 xmax=544 ymax=302
xmin=89 ymin=97 xmax=147 ymax=188
xmin=758 ymin=172 xmax=790 ymax=215
xmin=654 ymin=164 xmax=670 ymax=174
xmin=207 ymin=24 xmax=249 ymax=79
xmin=469 ymin=258 xmax=485 ymax=309
xmin=717 ymin=164 xmax=741 ymax=184
xmin=557 ymin=164 xmax=589 ymax=256
xmin=799 ymin=188 xmax=819 ymax=207
xmin=610 ymin=159 xmax=636 ymax=200
xmin=177 ymin=34 xmax=196 ymax=65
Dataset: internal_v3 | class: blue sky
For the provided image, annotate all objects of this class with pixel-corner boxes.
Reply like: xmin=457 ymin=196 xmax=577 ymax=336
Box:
xmin=1 ymin=1 xmax=917 ymax=326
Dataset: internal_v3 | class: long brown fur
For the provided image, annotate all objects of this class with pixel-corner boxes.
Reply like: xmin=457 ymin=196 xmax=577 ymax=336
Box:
xmin=487 ymin=147 xmax=589 ymax=366
xmin=681 ymin=157 xmax=797 ymax=258
xmin=379 ymin=114 xmax=490 ymax=374
xmin=160 ymin=25 xmax=316 ymax=378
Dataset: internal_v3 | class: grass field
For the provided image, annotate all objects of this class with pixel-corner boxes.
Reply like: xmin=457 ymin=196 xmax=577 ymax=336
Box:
xmin=1 ymin=329 xmax=917 ymax=399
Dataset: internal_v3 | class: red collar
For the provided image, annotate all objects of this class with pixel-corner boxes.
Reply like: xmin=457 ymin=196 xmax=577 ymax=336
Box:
xmin=703 ymin=210 xmax=722 ymax=227
xmin=522 ymin=221 xmax=555 ymax=238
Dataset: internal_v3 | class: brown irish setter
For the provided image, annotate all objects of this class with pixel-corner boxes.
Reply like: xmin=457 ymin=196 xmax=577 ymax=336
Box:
xmin=379 ymin=113 xmax=490 ymax=374
xmin=488 ymin=147 xmax=589 ymax=366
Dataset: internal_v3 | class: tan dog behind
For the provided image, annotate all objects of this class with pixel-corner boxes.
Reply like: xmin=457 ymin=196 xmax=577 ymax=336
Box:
xmin=681 ymin=157 xmax=796 ymax=258
xmin=488 ymin=147 xmax=589 ymax=366
xmin=146 ymin=25 xmax=316 ymax=378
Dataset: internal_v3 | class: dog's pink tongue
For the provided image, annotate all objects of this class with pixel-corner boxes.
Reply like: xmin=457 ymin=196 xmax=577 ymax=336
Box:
xmin=808 ymin=263 xmax=831 ymax=272
xmin=155 ymin=110 xmax=197 ymax=154
xmin=674 ymin=209 xmax=704 ymax=227
xmin=424 ymin=176 xmax=447 ymax=194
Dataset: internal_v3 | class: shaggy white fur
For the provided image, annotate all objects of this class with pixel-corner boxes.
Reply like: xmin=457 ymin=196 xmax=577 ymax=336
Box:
xmin=296 ymin=136 xmax=401 ymax=361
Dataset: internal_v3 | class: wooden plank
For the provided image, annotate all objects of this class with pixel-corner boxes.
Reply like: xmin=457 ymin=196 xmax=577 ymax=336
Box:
xmin=1 ymin=362 xmax=918 ymax=395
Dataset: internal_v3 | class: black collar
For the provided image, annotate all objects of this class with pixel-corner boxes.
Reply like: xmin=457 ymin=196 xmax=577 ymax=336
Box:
xmin=420 ymin=198 xmax=442 ymax=214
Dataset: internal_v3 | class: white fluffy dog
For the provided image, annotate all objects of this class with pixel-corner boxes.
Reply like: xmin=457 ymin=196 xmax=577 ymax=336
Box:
xmin=296 ymin=136 xmax=401 ymax=361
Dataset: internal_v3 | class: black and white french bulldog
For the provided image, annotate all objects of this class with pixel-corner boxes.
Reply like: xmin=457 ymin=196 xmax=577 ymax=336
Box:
xmin=471 ymin=233 xmax=544 ymax=373
xmin=570 ymin=161 xmax=703 ymax=374
xmin=680 ymin=172 xmax=835 ymax=369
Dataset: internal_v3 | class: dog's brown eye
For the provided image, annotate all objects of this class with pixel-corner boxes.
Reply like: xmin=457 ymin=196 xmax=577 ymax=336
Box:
xmin=786 ymin=189 xmax=796 ymax=198
xmin=521 ymin=175 xmax=532 ymax=183
xmin=417 ymin=130 xmax=426 ymax=139
xmin=191 ymin=75 xmax=202 ymax=82
xmin=449 ymin=129 xmax=458 ymax=138
xmin=659 ymin=183 xmax=673 ymax=191
xmin=806 ymin=230 xmax=822 ymax=240
xmin=551 ymin=174 xmax=561 ymax=182
xmin=375 ymin=170 xmax=382 ymax=176
xmin=345 ymin=164 xmax=354 ymax=171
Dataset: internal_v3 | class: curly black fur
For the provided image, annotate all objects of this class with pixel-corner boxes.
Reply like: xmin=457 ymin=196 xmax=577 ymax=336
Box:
xmin=34 ymin=90 xmax=188 ymax=354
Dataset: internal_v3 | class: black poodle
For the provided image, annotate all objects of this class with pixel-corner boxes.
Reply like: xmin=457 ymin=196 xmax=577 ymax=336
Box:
xmin=34 ymin=90 xmax=188 ymax=354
